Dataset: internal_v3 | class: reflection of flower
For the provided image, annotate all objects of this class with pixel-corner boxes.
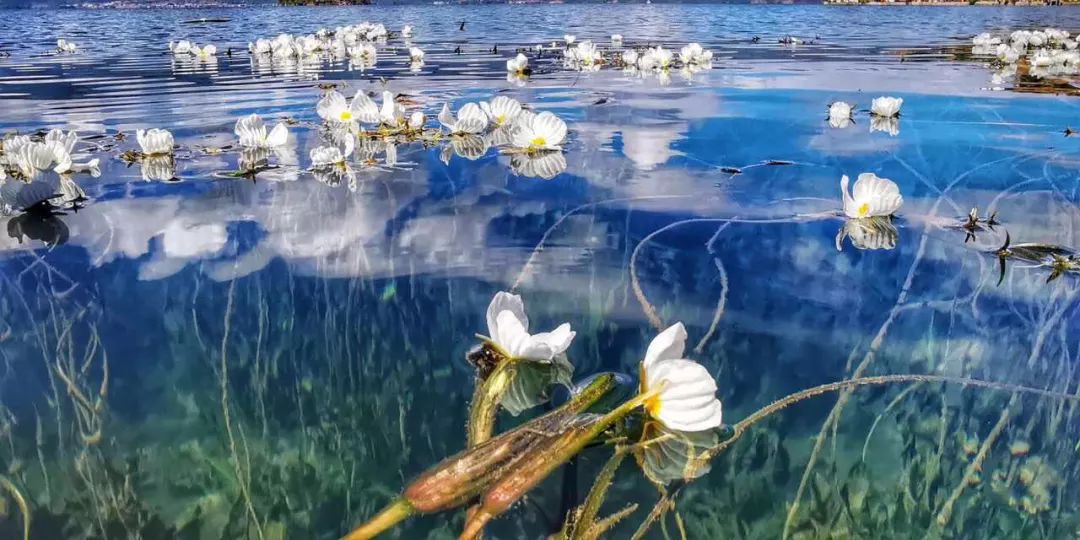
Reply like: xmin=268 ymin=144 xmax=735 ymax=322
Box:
xmin=835 ymin=215 xmax=899 ymax=251
xmin=840 ymin=173 xmax=902 ymax=218
xmin=639 ymin=323 xmax=724 ymax=432
xmin=509 ymin=151 xmax=566 ymax=180
xmin=408 ymin=46 xmax=424 ymax=62
xmin=510 ymin=111 xmax=567 ymax=152
xmin=635 ymin=420 xmax=718 ymax=485
xmin=870 ymin=115 xmax=899 ymax=136
xmin=441 ymin=134 xmax=490 ymax=163
xmin=137 ymin=128 xmax=174 ymax=156
xmin=141 ymin=156 xmax=177 ymax=181
xmin=483 ymin=291 xmax=575 ymax=363
xmin=870 ymin=96 xmax=902 ymax=118
xmin=828 ymin=101 xmax=854 ymax=129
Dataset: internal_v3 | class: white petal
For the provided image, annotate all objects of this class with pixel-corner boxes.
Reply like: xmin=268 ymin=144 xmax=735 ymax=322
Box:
xmin=643 ymin=322 xmax=687 ymax=369
xmin=486 ymin=291 xmax=528 ymax=341
xmin=265 ymin=123 xmax=289 ymax=147
xmin=530 ymin=323 xmax=575 ymax=357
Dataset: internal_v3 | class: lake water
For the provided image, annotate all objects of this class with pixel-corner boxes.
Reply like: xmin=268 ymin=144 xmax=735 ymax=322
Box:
xmin=1 ymin=4 xmax=1080 ymax=539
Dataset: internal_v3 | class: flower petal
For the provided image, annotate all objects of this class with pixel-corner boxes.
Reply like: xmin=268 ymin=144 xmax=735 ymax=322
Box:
xmin=643 ymin=323 xmax=687 ymax=369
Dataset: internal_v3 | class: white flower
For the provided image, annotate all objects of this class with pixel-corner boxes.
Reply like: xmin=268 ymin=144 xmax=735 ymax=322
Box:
xmin=972 ymin=33 xmax=1001 ymax=47
xmin=249 ymin=39 xmax=272 ymax=55
xmin=639 ymin=323 xmax=724 ymax=433
xmin=840 ymin=173 xmax=903 ymax=218
xmin=408 ymin=46 xmax=425 ymax=62
xmin=56 ymin=39 xmax=77 ymax=53
xmin=679 ymin=43 xmax=713 ymax=65
xmin=996 ymin=44 xmax=1020 ymax=64
xmin=638 ymin=46 xmax=673 ymax=70
xmin=828 ymin=101 xmax=853 ymax=128
xmin=622 ymin=50 xmax=639 ymax=66
xmin=438 ymin=102 xmax=489 ymax=134
xmin=317 ymin=90 xmax=368 ymax=126
xmin=480 ymin=96 xmax=523 ymax=127
xmin=234 ymin=114 xmax=289 ymax=148
xmin=192 ymin=44 xmax=217 ymax=58
xmin=169 ymin=40 xmax=193 ymax=55
xmin=402 ymin=25 xmax=413 ymax=38
xmin=408 ymin=111 xmax=425 ymax=130
xmin=348 ymin=43 xmax=378 ymax=65
xmin=611 ymin=34 xmax=623 ymax=45
xmin=511 ymin=110 xmax=567 ymax=152
xmin=566 ymin=41 xmax=601 ymax=66
xmin=136 ymin=128 xmax=174 ymax=156
xmin=310 ymin=138 xmax=355 ymax=169
xmin=507 ymin=53 xmax=529 ymax=74
xmin=5 ymin=141 xmax=57 ymax=178
xmin=484 ymin=291 xmax=575 ymax=363
xmin=870 ymin=96 xmax=902 ymax=118
xmin=564 ymin=34 xmax=576 ymax=45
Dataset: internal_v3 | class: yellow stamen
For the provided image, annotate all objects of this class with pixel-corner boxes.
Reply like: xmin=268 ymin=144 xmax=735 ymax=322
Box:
xmin=340 ymin=111 xmax=353 ymax=121
xmin=495 ymin=114 xmax=506 ymax=125
xmin=858 ymin=202 xmax=870 ymax=217
xmin=530 ymin=136 xmax=546 ymax=148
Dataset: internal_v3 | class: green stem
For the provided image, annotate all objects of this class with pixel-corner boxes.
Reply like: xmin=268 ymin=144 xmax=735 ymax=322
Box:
xmin=343 ymin=498 xmax=414 ymax=540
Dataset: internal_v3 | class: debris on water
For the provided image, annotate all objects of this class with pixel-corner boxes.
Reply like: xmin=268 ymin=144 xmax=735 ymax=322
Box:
xmin=721 ymin=167 xmax=742 ymax=174
xmin=182 ymin=18 xmax=231 ymax=24
xmin=381 ymin=281 xmax=397 ymax=301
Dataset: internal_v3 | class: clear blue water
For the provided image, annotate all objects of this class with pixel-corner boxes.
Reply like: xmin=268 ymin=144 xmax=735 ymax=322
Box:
xmin=1 ymin=4 xmax=1080 ymax=539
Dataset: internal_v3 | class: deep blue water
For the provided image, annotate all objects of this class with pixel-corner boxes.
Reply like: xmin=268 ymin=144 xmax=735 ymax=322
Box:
xmin=1 ymin=4 xmax=1080 ymax=539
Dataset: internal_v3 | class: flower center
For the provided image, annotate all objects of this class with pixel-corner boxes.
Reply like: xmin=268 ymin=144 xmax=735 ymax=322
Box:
xmin=340 ymin=111 xmax=353 ymax=121
xmin=858 ymin=203 xmax=870 ymax=217
xmin=495 ymin=114 xmax=506 ymax=125
xmin=530 ymin=136 xmax=546 ymax=148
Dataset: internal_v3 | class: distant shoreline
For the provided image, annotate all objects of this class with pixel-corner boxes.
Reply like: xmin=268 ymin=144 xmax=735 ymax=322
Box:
xmin=825 ymin=0 xmax=1071 ymax=4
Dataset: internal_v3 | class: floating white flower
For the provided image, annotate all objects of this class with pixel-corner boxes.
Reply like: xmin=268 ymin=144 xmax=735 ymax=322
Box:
xmin=136 ymin=128 xmax=174 ymax=156
xmin=639 ymin=323 xmax=724 ymax=433
xmin=566 ymin=41 xmax=602 ymax=67
xmin=828 ymin=101 xmax=854 ymax=129
xmin=972 ymin=33 xmax=1001 ymax=47
xmin=679 ymin=43 xmax=713 ymax=65
xmin=348 ymin=43 xmax=378 ymax=65
xmin=510 ymin=110 xmax=567 ymax=152
xmin=483 ymin=291 xmax=575 ymax=363
xmin=56 ymin=39 xmax=77 ymax=53
xmin=249 ymin=39 xmax=272 ymax=55
xmin=192 ymin=44 xmax=217 ymax=58
xmin=402 ymin=25 xmax=414 ymax=38
xmin=408 ymin=46 xmax=425 ymax=62
xmin=638 ymin=46 xmax=673 ymax=70
xmin=334 ymin=91 xmax=405 ymax=127
xmin=870 ymin=96 xmax=902 ymax=118
xmin=408 ymin=111 xmax=425 ymax=130
xmin=506 ymin=53 xmax=529 ymax=75
xmin=234 ymin=114 xmax=289 ymax=149
xmin=169 ymin=40 xmax=193 ymax=55
xmin=480 ymin=96 xmax=523 ymax=127
xmin=611 ymin=34 xmax=623 ymax=46
xmin=840 ymin=173 xmax=903 ymax=219
xmin=564 ymin=34 xmax=576 ymax=45
xmin=622 ymin=50 xmax=639 ymax=67
xmin=438 ymin=102 xmax=489 ymax=134
xmin=317 ymin=90 xmax=366 ymax=127
xmin=4 ymin=140 xmax=58 ymax=179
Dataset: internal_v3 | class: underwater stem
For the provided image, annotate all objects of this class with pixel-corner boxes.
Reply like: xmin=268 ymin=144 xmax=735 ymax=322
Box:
xmin=342 ymin=498 xmax=415 ymax=540
xmin=0 ymin=474 xmax=30 ymax=540
xmin=467 ymin=360 xmax=518 ymax=447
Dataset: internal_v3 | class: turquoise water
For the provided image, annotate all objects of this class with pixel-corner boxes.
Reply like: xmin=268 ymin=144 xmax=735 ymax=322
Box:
xmin=1 ymin=4 xmax=1080 ymax=539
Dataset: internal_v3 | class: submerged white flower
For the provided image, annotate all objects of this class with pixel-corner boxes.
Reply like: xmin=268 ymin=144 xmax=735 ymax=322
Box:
xmin=840 ymin=173 xmax=903 ymax=218
xmin=870 ymin=96 xmax=903 ymax=117
xmin=507 ymin=53 xmax=529 ymax=74
xmin=438 ymin=102 xmax=489 ymax=134
xmin=408 ymin=46 xmax=425 ymax=62
xmin=828 ymin=101 xmax=854 ymax=129
xmin=483 ymin=291 xmax=575 ymax=363
xmin=169 ymin=40 xmax=193 ymax=55
xmin=56 ymin=39 xmax=77 ymax=53
xmin=511 ymin=110 xmax=567 ymax=152
xmin=679 ymin=43 xmax=713 ymax=65
xmin=136 ymin=128 xmax=174 ymax=156
xmin=480 ymin=96 xmax=523 ymax=127
xmin=234 ymin=114 xmax=289 ymax=148
xmin=639 ymin=323 xmax=724 ymax=433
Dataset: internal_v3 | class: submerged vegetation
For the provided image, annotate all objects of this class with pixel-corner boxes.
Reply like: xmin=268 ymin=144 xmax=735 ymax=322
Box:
xmin=1 ymin=8 xmax=1080 ymax=540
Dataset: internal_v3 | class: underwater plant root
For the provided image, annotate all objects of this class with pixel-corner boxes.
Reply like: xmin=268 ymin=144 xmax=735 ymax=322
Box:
xmin=691 ymin=374 xmax=1078 ymax=471
xmin=0 ymin=474 xmax=30 ymax=540
xmin=511 ymin=195 xmax=695 ymax=293
xmin=932 ymin=394 xmax=1017 ymax=531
